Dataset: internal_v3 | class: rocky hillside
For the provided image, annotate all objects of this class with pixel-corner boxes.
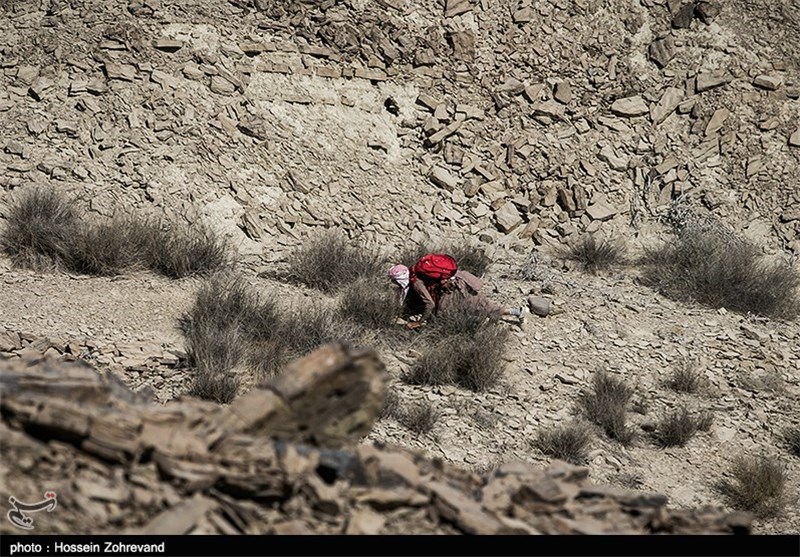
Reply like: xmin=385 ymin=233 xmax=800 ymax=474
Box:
xmin=1 ymin=0 xmax=799 ymax=535
xmin=0 ymin=348 xmax=752 ymax=535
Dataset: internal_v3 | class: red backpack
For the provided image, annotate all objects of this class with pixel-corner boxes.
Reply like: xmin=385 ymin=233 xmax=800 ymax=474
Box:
xmin=410 ymin=254 xmax=458 ymax=291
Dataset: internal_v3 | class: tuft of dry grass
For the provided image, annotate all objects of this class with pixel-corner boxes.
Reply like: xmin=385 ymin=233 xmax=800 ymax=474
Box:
xmin=143 ymin=219 xmax=231 ymax=279
xmin=579 ymin=372 xmax=634 ymax=445
xmin=640 ymin=230 xmax=800 ymax=319
xmin=782 ymin=427 xmax=800 ymax=458
xmin=666 ymin=358 xmax=705 ymax=393
xmin=287 ymin=230 xmax=383 ymax=293
xmin=557 ymin=235 xmax=627 ymax=274
xmin=532 ymin=422 xmax=593 ymax=464
xmin=1 ymin=186 xmax=78 ymax=270
xmin=717 ymin=456 xmax=787 ymax=517
xmin=379 ymin=389 xmax=401 ymax=420
xmin=337 ymin=278 xmax=398 ymax=330
xmin=398 ymin=401 xmax=440 ymax=435
xmin=652 ymin=407 xmax=713 ymax=448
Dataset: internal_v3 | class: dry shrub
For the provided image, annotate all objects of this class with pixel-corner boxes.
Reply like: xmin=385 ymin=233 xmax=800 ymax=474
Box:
xmin=1 ymin=186 xmax=78 ymax=270
xmin=288 ymin=230 xmax=382 ymax=293
xmin=558 ymin=235 xmax=627 ymax=274
xmin=717 ymin=456 xmax=787 ymax=517
xmin=640 ymin=230 xmax=800 ymax=319
xmin=67 ymin=217 xmax=141 ymax=276
xmin=666 ymin=358 xmax=705 ymax=393
xmin=652 ymin=407 xmax=713 ymax=448
xmin=379 ymin=389 xmax=401 ymax=420
xmin=143 ymin=219 xmax=231 ymax=279
xmin=782 ymin=427 xmax=800 ymax=458
xmin=532 ymin=422 xmax=593 ymax=464
xmin=337 ymin=278 xmax=398 ymax=330
xmin=404 ymin=329 xmax=508 ymax=392
xmin=398 ymin=401 xmax=440 ymax=434
xmin=579 ymin=372 xmax=634 ymax=445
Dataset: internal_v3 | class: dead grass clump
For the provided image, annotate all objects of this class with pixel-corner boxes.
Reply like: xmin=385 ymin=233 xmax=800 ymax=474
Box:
xmin=404 ymin=323 xmax=508 ymax=392
xmin=579 ymin=372 xmax=634 ymax=445
xmin=717 ymin=456 xmax=787 ymax=517
xmin=558 ymin=235 xmax=627 ymax=274
xmin=67 ymin=217 xmax=140 ymax=276
xmin=288 ymin=231 xmax=382 ymax=293
xmin=180 ymin=274 xmax=281 ymax=400
xmin=653 ymin=407 xmax=713 ymax=448
xmin=398 ymin=401 xmax=440 ymax=435
xmin=1 ymin=186 xmax=79 ymax=270
xmin=666 ymin=358 xmax=705 ymax=393
xmin=143 ymin=219 xmax=231 ymax=279
xmin=337 ymin=279 xmax=398 ymax=330
xmin=640 ymin=231 xmax=800 ymax=319
xmin=782 ymin=427 xmax=800 ymax=458
xmin=532 ymin=422 xmax=593 ymax=464
xmin=379 ymin=389 xmax=401 ymax=420
xmin=186 ymin=325 xmax=243 ymax=404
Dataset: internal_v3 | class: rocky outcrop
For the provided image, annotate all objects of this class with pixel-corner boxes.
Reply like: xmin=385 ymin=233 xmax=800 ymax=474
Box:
xmin=0 ymin=347 xmax=751 ymax=535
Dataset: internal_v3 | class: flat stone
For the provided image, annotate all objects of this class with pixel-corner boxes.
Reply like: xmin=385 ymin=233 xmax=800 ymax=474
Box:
xmin=753 ymin=75 xmax=782 ymax=91
xmin=0 ymin=330 xmax=21 ymax=352
xmin=554 ymin=81 xmax=572 ymax=104
xmin=152 ymin=39 xmax=183 ymax=52
xmin=696 ymin=71 xmax=732 ymax=92
xmin=649 ymin=35 xmax=676 ymax=68
xmin=429 ymin=166 xmax=460 ymax=191
xmin=527 ymin=296 xmax=551 ymax=317
xmin=494 ymin=201 xmax=523 ymax=233
xmin=705 ymin=108 xmax=730 ymax=136
xmin=610 ymin=96 xmax=648 ymax=117
xmin=210 ymin=75 xmax=236 ymax=94
xmin=531 ymin=100 xmax=566 ymax=121
xmin=104 ymin=63 xmax=136 ymax=81
xmin=444 ymin=0 xmax=471 ymax=18
xmin=671 ymin=2 xmax=696 ymax=28
xmin=586 ymin=201 xmax=617 ymax=221
xmin=598 ymin=145 xmax=628 ymax=171
xmin=790 ymin=128 xmax=800 ymax=147
xmin=650 ymin=87 xmax=684 ymax=125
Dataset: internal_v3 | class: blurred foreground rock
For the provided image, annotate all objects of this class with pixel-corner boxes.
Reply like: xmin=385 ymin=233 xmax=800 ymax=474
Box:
xmin=0 ymin=346 xmax=751 ymax=535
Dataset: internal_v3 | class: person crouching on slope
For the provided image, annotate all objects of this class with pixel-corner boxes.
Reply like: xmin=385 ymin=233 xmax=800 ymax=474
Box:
xmin=387 ymin=256 xmax=527 ymax=329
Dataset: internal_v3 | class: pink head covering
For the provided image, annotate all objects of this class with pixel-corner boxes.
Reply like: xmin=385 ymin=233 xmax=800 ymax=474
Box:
xmin=388 ymin=264 xmax=410 ymax=302
xmin=388 ymin=264 xmax=409 ymax=282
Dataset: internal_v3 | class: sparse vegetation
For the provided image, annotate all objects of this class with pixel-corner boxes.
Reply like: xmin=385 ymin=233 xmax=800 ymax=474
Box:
xmin=337 ymin=278 xmax=398 ymax=330
xmin=558 ymin=235 xmax=627 ymax=274
xmin=399 ymin=240 xmax=491 ymax=277
xmin=1 ymin=186 xmax=79 ymax=270
xmin=666 ymin=358 xmax=705 ymax=394
xmin=0 ymin=186 xmax=230 ymax=278
xmin=404 ymin=300 xmax=508 ymax=392
xmin=652 ymin=407 xmax=713 ymax=448
xmin=398 ymin=401 xmax=440 ymax=435
xmin=288 ymin=230 xmax=382 ymax=293
xmin=67 ymin=216 xmax=141 ymax=276
xmin=579 ymin=372 xmax=634 ymax=445
xmin=379 ymin=389 xmax=401 ymax=420
xmin=640 ymin=230 xmax=800 ymax=319
xmin=142 ymin=219 xmax=230 ymax=279
xmin=717 ymin=456 xmax=787 ymax=517
xmin=532 ymin=422 xmax=593 ymax=464
xmin=782 ymin=427 xmax=800 ymax=458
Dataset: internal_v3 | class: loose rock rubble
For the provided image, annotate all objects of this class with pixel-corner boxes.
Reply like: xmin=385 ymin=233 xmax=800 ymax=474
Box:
xmin=0 ymin=347 xmax=751 ymax=535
